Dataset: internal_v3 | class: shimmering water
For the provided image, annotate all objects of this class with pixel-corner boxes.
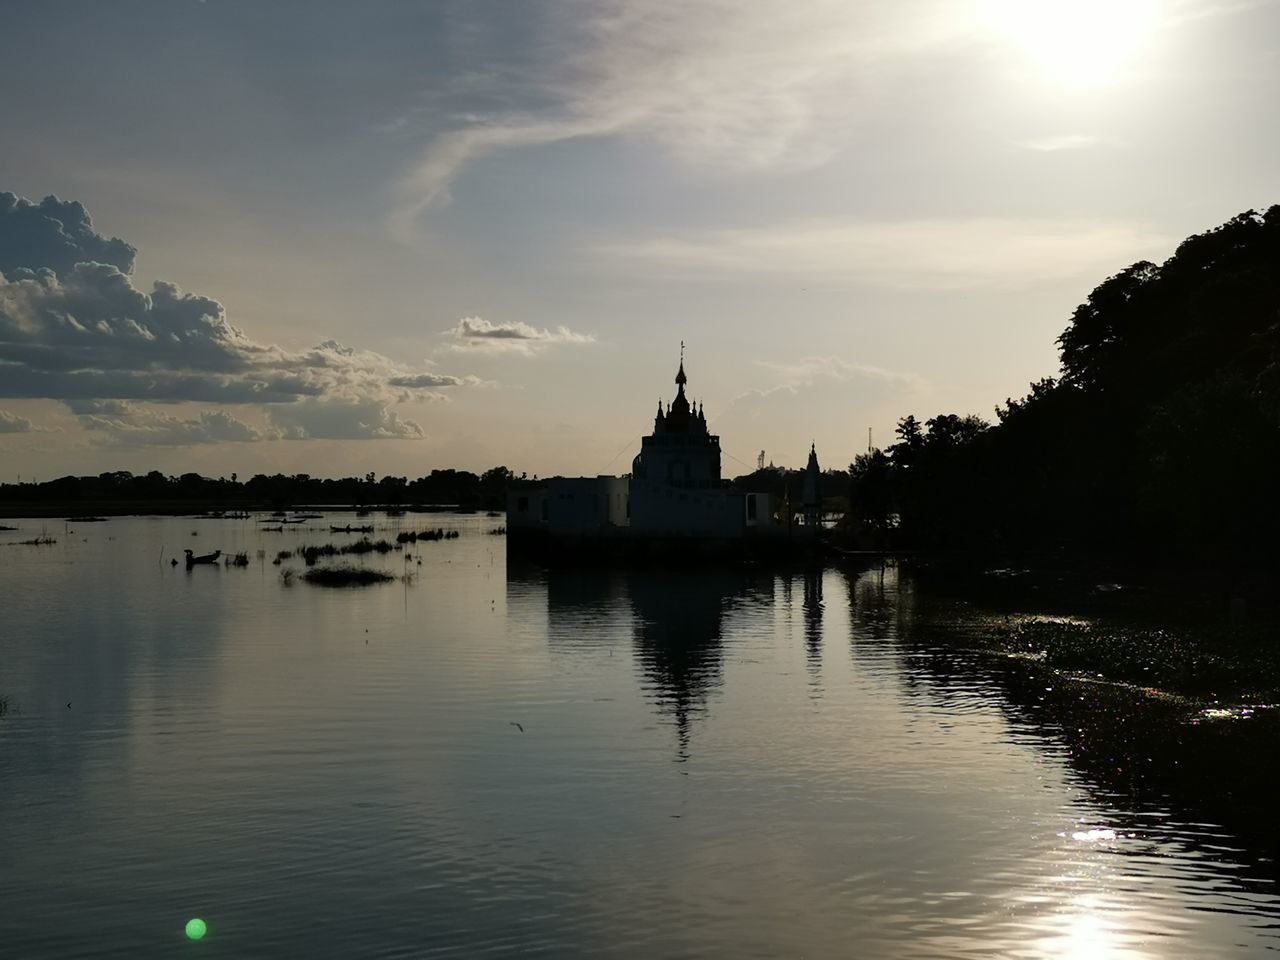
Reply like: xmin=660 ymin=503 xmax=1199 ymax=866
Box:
xmin=2 ymin=515 xmax=1277 ymax=958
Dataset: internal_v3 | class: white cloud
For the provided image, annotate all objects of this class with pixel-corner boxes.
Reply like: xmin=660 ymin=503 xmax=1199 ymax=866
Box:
xmin=80 ymin=408 xmax=268 ymax=447
xmin=0 ymin=191 xmax=484 ymax=440
xmin=394 ymin=0 xmax=971 ymax=229
xmin=755 ymin=356 xmax=929 ymax=392
xmin=598 ymin=217 xmax=1171 ymax=288
xmin=1018 ymin=134 xmax=1100 ymax=151
xmin=269 ymin=398 xmax=425 ymax=441
xmin=0 ymin=408 xmax=36 ymax=433
xmin=441 ymin=316 xmax=596 ymax=354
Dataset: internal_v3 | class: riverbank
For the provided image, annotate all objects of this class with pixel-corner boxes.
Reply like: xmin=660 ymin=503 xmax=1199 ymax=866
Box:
xmin=896 ymin=558 xmax=1280 ymax=700
xmin=0 ymin=500 xmax=472 ymax=519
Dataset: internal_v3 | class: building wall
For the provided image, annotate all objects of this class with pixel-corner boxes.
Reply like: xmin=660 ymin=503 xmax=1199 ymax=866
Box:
xmin=632 ymin=433 xmax=721 ymax=489
xmin=629 ymin=479 xmax=746 ymax=538
xmin=744 ymin=492 xmax=775 ymax=527
xmin=507 ymin=488 xmax=548 ymax=530
xmin=509 ymin=476 xmax=629 ymax=537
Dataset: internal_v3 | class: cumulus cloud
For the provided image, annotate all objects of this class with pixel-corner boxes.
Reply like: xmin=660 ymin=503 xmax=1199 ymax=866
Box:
xmin=0 ymin=408 xmax=36 ymax=433
xmin=443 ymin=316 xmax=596 ymax=354
xmin=269 ymin=398 xmax=424 ymax=440
xmin=0 ymin=192 xmax=135 ymax=276
xmin=80 ymin=408 xmax=269 ymax=447
xmin=0 ymin=190 xmax=482 ymax=439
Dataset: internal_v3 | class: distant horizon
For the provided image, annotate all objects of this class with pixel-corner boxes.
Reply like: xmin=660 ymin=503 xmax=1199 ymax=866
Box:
xmin=3 ymin=1 xmax=1277 ymax=480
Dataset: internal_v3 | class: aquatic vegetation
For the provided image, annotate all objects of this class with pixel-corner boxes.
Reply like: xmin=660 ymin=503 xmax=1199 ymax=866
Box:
xmin=300 ymin=543 xmax=339 ymax=565
xmin=395 ymin=528 xmax=459 ymax=543
xmin=17 ymin=536 xmax=56 ymax=545
xmin=229 ymin=552 xmax=250 ymax=567
xmin=279 ymin=568 xmax=296 ymax=585
xmin=298 ymin=539 xmax=398 ymax=565
xmin=343 ymin=538 xmax=397 ymax=555
xmin=302 ymin=565 xmax=395 ymax=587
xmin=488 ymin=526 xmax=506 ymax=536
xmin=276 ymin=550 xmax=293 ymax=561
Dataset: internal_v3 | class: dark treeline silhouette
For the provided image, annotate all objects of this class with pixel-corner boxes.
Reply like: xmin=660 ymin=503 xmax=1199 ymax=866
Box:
xmin=730 ymin=466 xmax=849 ymax=513
xmin=848 ymin=206 xmax=1280 ymax=563
xmin=0 ymin=466 xmax=520 ymax=512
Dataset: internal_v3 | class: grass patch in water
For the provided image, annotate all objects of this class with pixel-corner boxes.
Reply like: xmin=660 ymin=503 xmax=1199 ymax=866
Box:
xmin=298 ymin=539 xmax=398 ymax=565
xmin=302 ymin=565 xmax=395 ymax=587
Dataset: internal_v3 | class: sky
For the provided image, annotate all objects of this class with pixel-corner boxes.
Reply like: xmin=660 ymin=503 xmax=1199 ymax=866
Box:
xmin=0 ymin=0 xmax=1275 ymax=481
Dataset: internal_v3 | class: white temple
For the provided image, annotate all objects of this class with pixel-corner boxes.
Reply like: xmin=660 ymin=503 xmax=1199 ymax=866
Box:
xmin=507 ymin=350 xmax=821 ymax=546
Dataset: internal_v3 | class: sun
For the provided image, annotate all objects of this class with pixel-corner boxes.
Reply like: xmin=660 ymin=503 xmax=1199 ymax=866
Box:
xmin=980 ymin=0 xmax=1160 ymax=88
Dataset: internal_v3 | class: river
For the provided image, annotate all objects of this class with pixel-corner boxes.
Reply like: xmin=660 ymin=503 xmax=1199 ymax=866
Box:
xmin=1 ymin=514 xmax=1277 ymax=958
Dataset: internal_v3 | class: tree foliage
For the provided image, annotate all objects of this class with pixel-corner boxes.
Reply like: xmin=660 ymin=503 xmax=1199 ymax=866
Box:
xmin=846 ymin=206 xmax=1280 ymax=561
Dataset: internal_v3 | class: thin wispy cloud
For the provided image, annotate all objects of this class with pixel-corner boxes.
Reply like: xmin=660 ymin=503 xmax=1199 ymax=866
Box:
xmin=755 ymin=356 xmax=929 ymax=392
xmin=442 ymin=316 xmax=596 ymax=354
xmin=394 ymin=0 xmax=971 ymax=230
xmin=599 ymin=217 xmax=1171 ymax=288
xmin=1018 ymin=134 xmax=1101 ymax=151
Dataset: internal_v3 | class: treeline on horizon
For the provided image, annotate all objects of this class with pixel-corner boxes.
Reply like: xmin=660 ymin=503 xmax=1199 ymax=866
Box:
xmin=847 ymin=206 xmax=1280 ymax=563
xmin=0 ymin=467 xmax=523 ymax=511
xmin=0 ymin=461 xmax=856 ymax=514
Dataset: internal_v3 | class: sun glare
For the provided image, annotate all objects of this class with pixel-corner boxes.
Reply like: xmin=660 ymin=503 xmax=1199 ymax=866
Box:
xmin=981 ymin=0 xmax=1160 ymax=87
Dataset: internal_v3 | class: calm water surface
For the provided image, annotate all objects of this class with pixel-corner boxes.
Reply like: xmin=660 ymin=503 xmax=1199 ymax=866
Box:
xmin=2 ymin=515 xmax=1277 ymax=958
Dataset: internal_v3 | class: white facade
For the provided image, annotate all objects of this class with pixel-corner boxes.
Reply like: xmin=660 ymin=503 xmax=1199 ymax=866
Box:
xmin=507 ymin=355 xmax=789 ymax=541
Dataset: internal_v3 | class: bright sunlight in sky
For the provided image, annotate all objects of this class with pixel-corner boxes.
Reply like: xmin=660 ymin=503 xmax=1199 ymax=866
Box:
xmin=981 ymin=0 xmax=1161 ymax=87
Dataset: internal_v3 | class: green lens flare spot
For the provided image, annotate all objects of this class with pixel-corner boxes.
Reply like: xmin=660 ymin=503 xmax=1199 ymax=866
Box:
xmin=185 ymin=918 xmax=208 ymax=941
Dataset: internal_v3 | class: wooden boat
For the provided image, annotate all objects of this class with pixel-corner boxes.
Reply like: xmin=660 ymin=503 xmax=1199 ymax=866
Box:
xmin=184 ymin=549 xmax=221 ymax=566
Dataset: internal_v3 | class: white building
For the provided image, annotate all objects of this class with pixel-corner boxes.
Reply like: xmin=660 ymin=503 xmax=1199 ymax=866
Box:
xmin=508 ymin=353 xmax=783 ymax=544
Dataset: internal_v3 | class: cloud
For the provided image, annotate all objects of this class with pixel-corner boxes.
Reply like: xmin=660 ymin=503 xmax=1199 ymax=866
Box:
xmin=0 ymin=409 xmax=36 ymax=433
xmin=388 ymin=372 xmax=485 ymax=388
xmin=62 ymin=398 xmax=134 ymax=416
xmin=442 ymin=316 xmax=596 ymax=354
xmin=755 ymin=356 xmax=928 ymax=392
xmin=599 ymin=217 xmax=1171 ymax=288
xmin=80 ymin=408 xmax=269 ymax=447
xmin=0 ymin=191 xmax=481 ymax=439
xmin=0 ymin=191 xmax=135 ymax=276
xmin=721 ymin=355 xmax=927 ymax=418
xmin=269 ymin=398 xmax=424 ymax=440
xmin=1018 ymin=134 xmax=1100 ymax=151
xmin=394 ymin=0 xmax=970 ymax=227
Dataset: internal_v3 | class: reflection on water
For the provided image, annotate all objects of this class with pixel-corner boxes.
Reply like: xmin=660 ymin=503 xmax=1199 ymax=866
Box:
xmin=2 ymin=519 xmax=1278 ymax=958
